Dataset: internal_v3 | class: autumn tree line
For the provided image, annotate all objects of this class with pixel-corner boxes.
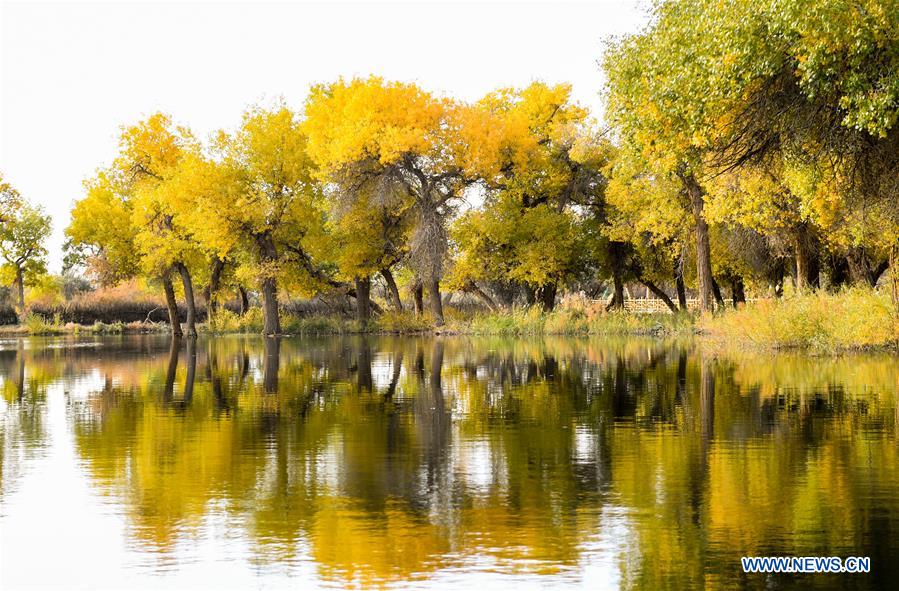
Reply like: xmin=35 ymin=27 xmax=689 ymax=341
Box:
xmin=2 ymin=0 xmax=896 ymax=335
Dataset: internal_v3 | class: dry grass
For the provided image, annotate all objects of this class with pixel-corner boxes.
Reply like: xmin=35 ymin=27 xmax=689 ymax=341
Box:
xmin=704 ymin=288 xmax=898 ymax=352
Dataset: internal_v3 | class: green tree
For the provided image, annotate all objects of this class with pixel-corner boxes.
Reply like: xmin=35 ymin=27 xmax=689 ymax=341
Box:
xmin=0 ymin=173 xmax=22 ymax=226
xmin=0 ymin=203 xmax=51 ymax=322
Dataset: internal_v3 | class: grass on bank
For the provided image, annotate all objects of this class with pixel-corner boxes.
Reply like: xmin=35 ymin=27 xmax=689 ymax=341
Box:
xmin=3 ymin=313 xmax=165 ymax=336
xmin=448 ymin=305 xmax=695 ymax=336
xmin=703 ymin=288 xmax=898 ymax=352
xmin=3 ymin=288 xmax=896 ymax=352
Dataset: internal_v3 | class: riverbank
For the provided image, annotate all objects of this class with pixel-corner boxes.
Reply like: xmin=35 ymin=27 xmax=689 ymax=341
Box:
xmin=2 ymin=289 xmax=896 ymax=353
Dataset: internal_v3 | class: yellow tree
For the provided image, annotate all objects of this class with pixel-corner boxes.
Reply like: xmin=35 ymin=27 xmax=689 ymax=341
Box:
xmin=118 ymin=113 xmax=204 ymax=336
xmin=451 ymin=82 xmax=610 ymax=311
xmin=604 ymin=150 xmax=694 ymax=310
xmin=323 ymin=191 xmax=410 ymax=320
xmin=156 ymin=152 xmax=243 ymax=321
xmin=67 ymin=169 xmax=142 ymax=286
xmin=196 ymin=105 xmax=323 ymax=335
xmin=304 ymin=77 xmax=473 ymax=326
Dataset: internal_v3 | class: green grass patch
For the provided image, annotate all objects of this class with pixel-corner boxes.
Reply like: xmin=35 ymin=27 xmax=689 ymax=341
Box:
xmin=448 ymin=306 xmax=696 ymax=337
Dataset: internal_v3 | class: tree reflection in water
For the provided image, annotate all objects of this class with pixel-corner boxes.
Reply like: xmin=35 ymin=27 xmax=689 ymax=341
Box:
xmin=1 ymin=335 xmax=898 ymax=589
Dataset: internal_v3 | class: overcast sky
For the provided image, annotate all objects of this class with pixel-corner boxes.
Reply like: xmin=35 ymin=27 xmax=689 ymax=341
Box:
xmin=0 ymin=0 xmax=650 ymax=272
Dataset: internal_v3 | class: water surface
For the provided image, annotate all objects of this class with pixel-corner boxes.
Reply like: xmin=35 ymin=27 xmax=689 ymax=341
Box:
xmin=1 ymin=335 xmax=897 ymax=590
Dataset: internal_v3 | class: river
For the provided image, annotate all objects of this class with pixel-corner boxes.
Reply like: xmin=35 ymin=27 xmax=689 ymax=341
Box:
xmin=1 ymin=335 xmax=897 ymax=590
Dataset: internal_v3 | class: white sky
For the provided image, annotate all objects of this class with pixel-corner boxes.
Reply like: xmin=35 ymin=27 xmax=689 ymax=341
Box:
xmin=0 ymin=0 xmax=650 ymax=272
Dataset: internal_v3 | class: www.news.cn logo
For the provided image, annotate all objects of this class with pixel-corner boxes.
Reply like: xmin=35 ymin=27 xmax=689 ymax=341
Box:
xmin=741 ymin=556 xmax=871 ymax=574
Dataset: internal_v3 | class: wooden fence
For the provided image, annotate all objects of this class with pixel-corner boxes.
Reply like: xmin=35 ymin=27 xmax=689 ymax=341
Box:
xmin=593 ymin=297 xmax=766 ymax=314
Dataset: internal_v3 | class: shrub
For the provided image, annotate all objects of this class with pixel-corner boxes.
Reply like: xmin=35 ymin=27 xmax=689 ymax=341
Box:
xmin=375 ymin=311 xmax=434 ymax=333
xmin=23 ymin=313 xmax=64 ymax=335
xmin=30 ymin=282 xmax=206 ymax=325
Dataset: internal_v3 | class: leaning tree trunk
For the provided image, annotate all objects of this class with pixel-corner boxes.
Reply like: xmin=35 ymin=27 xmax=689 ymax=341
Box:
xmin=354 ymin=276 xmax=372 ymax=323
xmin=255 ymin=233 xmax=280 ymax=336
xmin=14 ymin=267 xmax=25 ymax=323
xmin=380 ymin=268 xmax=403 ymax=311
xmin=162 ymin=272 xmax=183 ymax=338
xmin=640 ymin=278 xmax=678 ymax=313
xmin=206 ymin=257 xmax=225 ymax=317
xmin=710 ymin=277 xmax=725 ymax=308
xmin=427 ymin=278 xmax=445 ymax=327
xmin=175 ymin=262 xmax=198 ymax=337
xmin=464 ymin=281 xmax=499 ymax=312
xmin=680 ymin=171 xmax=715 ymax=313
xmin=237 ymin=286 xmax=249 ymax=316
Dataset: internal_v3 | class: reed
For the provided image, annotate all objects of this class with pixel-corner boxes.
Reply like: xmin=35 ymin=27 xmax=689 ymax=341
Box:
xmin=704 ymin=288 xmax=898 ymax=352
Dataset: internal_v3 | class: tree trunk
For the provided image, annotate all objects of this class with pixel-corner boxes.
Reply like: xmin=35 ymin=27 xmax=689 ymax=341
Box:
xmin=675 ymin=270 xmax=688 ymax=310
xmin=384 ymin=351 xmax=403 ymax=401
xmin=847 ymin=247 xmax=876 ymax=287
xmin=680 ymin=171 xmax=715 ymax=313
xmin=827 ymin=254 xmax=850 ymax=290
xmin=871 ymin=259 xmax=889 ymax=286
xmin=606 ymin=241 xmax=627 ymax=311
xmin=237 ymin=285 xmax=249 ymax=316
xmin=412 ymin=280 xmax=424 ymax=316
xmin=640 ymin=278 xmax=678 ymax=313
xmin=465 ymin=281 xmax=499 ymax=312
xmin=162 ymin=273 xmax=183 ymax=338
xmin=607 ymin=272 xmax=625 ymax=311
xmin=354 ymin=276 xmax=372 ymax=323
xmin=795 ymin=239 xmax=808 ymax=293
xmin=256 ymin=233 xmax=280 ymax=336
xmin=524 ymin=284 xmax=537 ymax=307
xmin=380 ymin=268 xmax=403 ymax=311
xmin=207 ymin=257 xmax=225 ymax=316
xmin=175 ymin=262 xmax=197 ymax=337
xmin=260 ymin=277 xmax=279 ymax=335
xmin=730 ymin=276 xmax=746 ymax=307
xmin=539 ymin=283 xmax=557 ymax=312
xmin=793 ymin=225 xmax=819 ymax=292
xmin=14 ymin=267 xmax=25 ymax=323
xmin=890 ymin=242 xmax=899 ymax=318
xmin=711 ymin=276 xmax=725 ymax=308
xmin=427 ymin=278 xmax=445 ymax=326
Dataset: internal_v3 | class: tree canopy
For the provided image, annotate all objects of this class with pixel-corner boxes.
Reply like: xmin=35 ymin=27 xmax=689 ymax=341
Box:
xmin=46 ymin=1 xmax=899 ymax=332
